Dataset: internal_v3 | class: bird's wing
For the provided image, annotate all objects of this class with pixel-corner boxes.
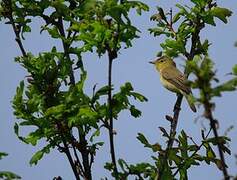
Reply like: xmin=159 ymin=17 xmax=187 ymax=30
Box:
xmin=161 ymin=67 xmax=191 ymax=94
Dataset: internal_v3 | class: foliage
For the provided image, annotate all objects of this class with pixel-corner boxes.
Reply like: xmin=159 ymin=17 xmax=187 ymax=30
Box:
xmin=0 ymin=0 xmax=236 ymax=179
xmin=126 ymin=0 xmax=235 ymax=179
xmin=0 ymin=0 xmax=148 ymax=179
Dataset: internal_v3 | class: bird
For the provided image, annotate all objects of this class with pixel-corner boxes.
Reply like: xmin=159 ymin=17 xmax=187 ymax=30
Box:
xmin=149 ymin=56 xmax=197 ymax=112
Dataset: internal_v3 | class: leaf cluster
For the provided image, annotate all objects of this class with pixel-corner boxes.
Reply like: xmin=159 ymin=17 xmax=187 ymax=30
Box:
xmin=136 ymin=128 xmax=231 ymax=180
xmin=149 ymin=0 xmax=232 ymax=58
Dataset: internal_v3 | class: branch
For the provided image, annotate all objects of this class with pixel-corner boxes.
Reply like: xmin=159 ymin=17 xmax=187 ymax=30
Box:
xmin=158 ymin=13 xmax=204 ymax=180
xmin=107 ymin=48 xmax=118 ymax=177
xmin=105 ymin=0 xmax=125 ymax=176
xmin=3 ymin=0 xmax=27 ymax=57
xmin=78 ymin=131 xmax=92 ymax=180
xmin=204 ymin=100 xmax=229 ymax=180
xmin=56 ymin=123 xmax=81 ymax=180
xmin=56 ymin=17 xmax=92 ymax=180
xmin=57 ymin=17 xmax=76 ymax=85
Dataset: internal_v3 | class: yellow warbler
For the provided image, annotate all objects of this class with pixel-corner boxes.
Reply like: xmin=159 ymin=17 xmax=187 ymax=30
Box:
xmin=150 ymin=56 xmax=196 ymax=112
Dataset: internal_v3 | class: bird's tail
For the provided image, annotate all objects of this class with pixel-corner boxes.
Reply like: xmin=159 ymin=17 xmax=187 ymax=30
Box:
xmin=184 ymin=94 xmax=197 ymax=112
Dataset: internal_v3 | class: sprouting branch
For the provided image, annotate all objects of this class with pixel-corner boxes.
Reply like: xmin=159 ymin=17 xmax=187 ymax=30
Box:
xmin=56 ymin=17 xmax=92 ymax=180
xmin=3 ymin=0 xmax=27 ymax=57
xmin=158 ymin=12 xmax=204 ymax=180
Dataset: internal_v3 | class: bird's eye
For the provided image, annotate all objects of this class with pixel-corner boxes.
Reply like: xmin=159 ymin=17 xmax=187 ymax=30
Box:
xmin=160 ymin=60 xmax=164 ymax=62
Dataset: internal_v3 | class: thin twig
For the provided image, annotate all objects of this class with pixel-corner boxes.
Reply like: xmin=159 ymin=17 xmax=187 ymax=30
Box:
xmin=56 ymin=123 xmax=81 ymax=180
xmin=72 ymin=144 xmax=86 ymax=177
xmin=4 ymin=0 xmax=27 ymax=57
xmin=105 ymin=0 xmax=125 ymax=177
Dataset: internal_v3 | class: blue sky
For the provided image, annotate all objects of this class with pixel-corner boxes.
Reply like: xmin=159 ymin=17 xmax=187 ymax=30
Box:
xmin=0 ymin=0 xmax=237 ymax=179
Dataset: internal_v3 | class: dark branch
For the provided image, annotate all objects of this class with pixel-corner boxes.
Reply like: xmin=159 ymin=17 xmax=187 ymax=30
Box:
xmin=3 ymin=0 xmax=27 ymax=57
xmin=107 ymin=48 xmax=119 ymax=177
xmin=204 ymin=100 xmax=229 ymax=180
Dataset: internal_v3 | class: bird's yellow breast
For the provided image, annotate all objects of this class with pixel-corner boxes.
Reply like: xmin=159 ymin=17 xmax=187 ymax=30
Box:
xmin=160 ymin=75 xmax=180 ymax=94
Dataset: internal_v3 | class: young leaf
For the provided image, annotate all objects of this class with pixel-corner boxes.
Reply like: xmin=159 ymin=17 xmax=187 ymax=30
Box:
xmin=0 ymin=171 xmax=21 ymax=180
xmin=0 ymin=152 xmax=8 ymax=160
xmin=137 ymin=133 xmax=152 ymax=149
xmin=129 ymin=105 xmax=142 ymax=118
xmin=29 ymin=145 xmax=51 ymax=166
xmin=210 ymin=7 xmax=232 ymax=24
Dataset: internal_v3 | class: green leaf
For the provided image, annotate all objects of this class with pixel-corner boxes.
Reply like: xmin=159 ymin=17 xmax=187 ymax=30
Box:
xmin=13 ymin=81 xmax=24 ymax=106
xmin=191 ymin=0 xmax=206 ymax=7
xmin=0 ymin=152 xmax=8 ymax=160
xmin=232 ymin=64 xmax=237 ymax=75
xmin=14 ymin=123 xmax=27 ymax=143
xmin=69 ymin=106 xmax=98 ymax=128
xmin=24 ymin=129 xmax=43 ymax=146
xmin=179 ymin=168 xmax=188 ymax=180
xmin=137 ymin=133 xmax=152 ymax=149
xmin=118 ymin=159 xmax=129 ymax=172
xmin=129 ymin=105 xmax=141 ymax=118
xmin=76 ymin=70 xmax=87 ymax=92
xmin=30 ymin=151 xmax=44 ymax=166
xmin=213 ymin=78 xmax=237 ymax=96
xmin=211 ymin=7 xmax=232 ymax=24
xmin=45 ymin=104 xmax=66 ymax=119
xmin=178 ymin=130 xmax=188 ymax=159
xmin=125 ymin=1 xmax=149 ymax=15
xmin=104 ymin=162 xmax=113 ymax=171
xmin=169 ymin=149 xmax=182 ymax=165
xmin=204 ymin=136 xmax=230 ymax=145
xmin=207 ymin=148 xmax=215 ymax=159
xmin=79 ymin=0 xmax=97 ymax=14
xmin=0 ymin=171 xmax=21 ymax=180
xmin=92 ymin=85 xmax=111 ymax=103
xmin=130 ymin=92 xmax=148 ymax=102
xmin=159 ymin=127 xmax=169 ymax=138
xmin=29 ymin=145 xmax=50 ymax=166
xmin=164 ymin=39 xmax=185 ymax=53
xmin=90 ymin=129 xmax=100 ymax=142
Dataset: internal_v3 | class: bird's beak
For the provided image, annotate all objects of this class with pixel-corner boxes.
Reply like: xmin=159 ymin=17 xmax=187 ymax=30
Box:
xmin=149 ymin=61 xmax=155 ymax=64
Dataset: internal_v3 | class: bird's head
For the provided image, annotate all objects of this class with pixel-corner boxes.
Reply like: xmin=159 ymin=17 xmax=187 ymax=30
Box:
xmin=149 ymin=56 xmax=176 ymax=72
